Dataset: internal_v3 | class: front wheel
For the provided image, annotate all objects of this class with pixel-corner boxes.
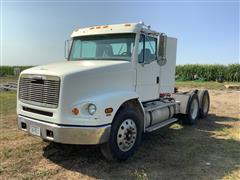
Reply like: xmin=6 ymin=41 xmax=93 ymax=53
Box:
xmin=100 ymin=106 xmax=143 ymax=161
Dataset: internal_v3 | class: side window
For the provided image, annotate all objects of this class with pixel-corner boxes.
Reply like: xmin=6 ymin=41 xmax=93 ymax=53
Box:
xmin=145 ymin=36 xmax=157 ymax=63
xmin=138 ymin=35 xmax=157 ymax=63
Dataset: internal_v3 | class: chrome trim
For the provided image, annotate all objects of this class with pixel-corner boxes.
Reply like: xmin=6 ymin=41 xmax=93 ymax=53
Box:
xmin=17 ymin=115 xmax=111 ymax=145
xmin=19 ymin=74 xmax=60 ymax=108
xmin=20 ymin=74 xmax=60 ymax=81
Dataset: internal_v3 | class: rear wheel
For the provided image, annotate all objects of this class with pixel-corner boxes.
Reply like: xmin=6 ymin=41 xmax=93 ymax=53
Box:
xmin=100 ymin=106 xmax=143 ymax=161
xmin=199 ymin=90 xmax=210 ymax=118
xmin=182 ymin=93 xmax=199 ymax=125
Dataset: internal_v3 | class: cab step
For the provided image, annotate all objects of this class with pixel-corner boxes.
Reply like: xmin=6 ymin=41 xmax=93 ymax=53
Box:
xmin=145 ymin=118 xmax=178 ymax=132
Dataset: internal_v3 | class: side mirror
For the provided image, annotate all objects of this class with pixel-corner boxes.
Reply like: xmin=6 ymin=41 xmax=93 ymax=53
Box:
xmin=64 ymin=39 xmax=72 ymax=59
xmin=157 ymin=33 xmax=167 ymax=66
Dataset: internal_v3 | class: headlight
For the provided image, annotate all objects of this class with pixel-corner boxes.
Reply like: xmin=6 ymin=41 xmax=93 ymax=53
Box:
xmin=88 ymin=104 xmax=96 ymax=115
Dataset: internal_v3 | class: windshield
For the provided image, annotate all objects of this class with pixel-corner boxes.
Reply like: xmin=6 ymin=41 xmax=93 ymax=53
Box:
xmin=69 ymin=33 xmax=135 ymax=61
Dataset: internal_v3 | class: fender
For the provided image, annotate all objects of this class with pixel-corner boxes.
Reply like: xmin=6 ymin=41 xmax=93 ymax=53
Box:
xmin=68 ymin=91 xmax=143 ymax=126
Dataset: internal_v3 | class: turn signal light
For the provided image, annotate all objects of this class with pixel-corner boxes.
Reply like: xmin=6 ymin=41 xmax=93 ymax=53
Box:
xmin=72 ymin=107 xmax=80 ymax=115
xmin=105 ymin=108 xmax=113 ymax=114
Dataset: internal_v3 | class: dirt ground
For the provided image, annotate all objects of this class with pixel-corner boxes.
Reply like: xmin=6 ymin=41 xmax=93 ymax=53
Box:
xmin=0 ymin=88 xmax=239 ymax=180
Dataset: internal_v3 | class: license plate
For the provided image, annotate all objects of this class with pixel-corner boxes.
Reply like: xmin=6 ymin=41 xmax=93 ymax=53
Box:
xmin=30 ymin=125 xmax=41 ymax=136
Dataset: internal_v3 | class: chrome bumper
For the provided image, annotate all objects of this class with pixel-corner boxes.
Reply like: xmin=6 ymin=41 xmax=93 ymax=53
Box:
xmin=17 ymin=115 xmax=111 ymax=145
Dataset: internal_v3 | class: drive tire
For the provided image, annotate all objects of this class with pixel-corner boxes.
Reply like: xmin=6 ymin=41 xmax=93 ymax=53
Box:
xmin=100 ymin=106 xmax=143 ymax=161
xmin=199 ymin=90 xmax=210 ymax=118
xmin=182 ymin=93 xmax=199 ymax=125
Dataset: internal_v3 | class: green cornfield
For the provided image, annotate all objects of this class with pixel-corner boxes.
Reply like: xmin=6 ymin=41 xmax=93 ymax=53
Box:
xmin=0 ymin=66 xmax=33 ymax=76
xmin=176 ymin=64 xmax=240 ymax=82
xmin=0 ymin=64 xmax=240 ymax=82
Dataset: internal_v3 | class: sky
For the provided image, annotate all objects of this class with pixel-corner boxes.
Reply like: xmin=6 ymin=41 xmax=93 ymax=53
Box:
xmin=1 ymin=0 xmax=239 ymax=65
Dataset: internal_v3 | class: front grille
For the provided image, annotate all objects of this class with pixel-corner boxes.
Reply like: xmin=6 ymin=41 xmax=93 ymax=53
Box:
xmin=19 ymin=74 xmax=60 ymax=108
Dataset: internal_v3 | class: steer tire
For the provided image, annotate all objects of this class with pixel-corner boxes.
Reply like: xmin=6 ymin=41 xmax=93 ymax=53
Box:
xmin=199 ymin=90 xmax=210 ymax=119
xmin=100 ymin=106 xmax=143 ymax=161
xmin=182 ymin=93 xmax=199 ymax=125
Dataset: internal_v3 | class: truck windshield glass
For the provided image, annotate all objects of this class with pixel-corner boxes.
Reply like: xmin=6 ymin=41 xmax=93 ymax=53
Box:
xmin=69 ymin=34 xmax=135 ymax=61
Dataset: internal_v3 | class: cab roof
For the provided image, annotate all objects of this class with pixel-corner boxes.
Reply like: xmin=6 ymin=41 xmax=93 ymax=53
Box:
xmin=71 ymin=22 xmax=159 ymax=38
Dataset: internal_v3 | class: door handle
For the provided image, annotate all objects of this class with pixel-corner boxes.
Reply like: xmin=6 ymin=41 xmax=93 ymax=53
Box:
xmin=156 ymin=76 xmax=159 ymax=84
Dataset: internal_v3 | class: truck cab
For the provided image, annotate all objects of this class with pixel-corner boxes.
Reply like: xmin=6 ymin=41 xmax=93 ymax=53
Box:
xmin=17 ymin=22 xmax=210 ymax=161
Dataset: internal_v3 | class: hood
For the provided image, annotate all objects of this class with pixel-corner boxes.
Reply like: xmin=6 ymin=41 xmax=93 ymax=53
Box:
xmin=21 ymin=60 xmax=132 ymax=77
xmin=19 ymin=60 xmax=136 ymax=125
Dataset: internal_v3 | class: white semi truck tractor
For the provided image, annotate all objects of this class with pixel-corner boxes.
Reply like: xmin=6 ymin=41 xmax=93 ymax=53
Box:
xmin=17 ymin=22 xmax=210 ymax=161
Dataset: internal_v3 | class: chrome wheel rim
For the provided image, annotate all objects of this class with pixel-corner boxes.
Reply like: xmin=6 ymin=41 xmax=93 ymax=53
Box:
xmin=190 ymin=99 xmax=198 ymax=120
xmin=117 ymin=119 xmax=137 ymax=152
xmin=203 ymin=95 xmax=209 ymax=114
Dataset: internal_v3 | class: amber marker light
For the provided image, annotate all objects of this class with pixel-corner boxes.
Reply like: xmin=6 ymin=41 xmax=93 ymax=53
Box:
xmin=105 ymin=108 xmax=113 ymax=114
xmin=72 ymin=107 xmax=80 ymax=115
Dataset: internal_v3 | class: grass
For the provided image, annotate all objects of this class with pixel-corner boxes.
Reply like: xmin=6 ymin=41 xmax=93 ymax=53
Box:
xmin=0 ymin=81 xmax=240 ymax=179
xmin=175 ymin=80 xmax=240 ymax=89
xmin=0 ymin=76 xmax=19 ymax=84
xmin=0 ymin=91 xmax=17 ymax=116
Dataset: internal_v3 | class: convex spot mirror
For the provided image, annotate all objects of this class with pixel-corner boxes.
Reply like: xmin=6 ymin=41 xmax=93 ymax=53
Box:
xmin=157 ymin=33 xmax=167 ymax=66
